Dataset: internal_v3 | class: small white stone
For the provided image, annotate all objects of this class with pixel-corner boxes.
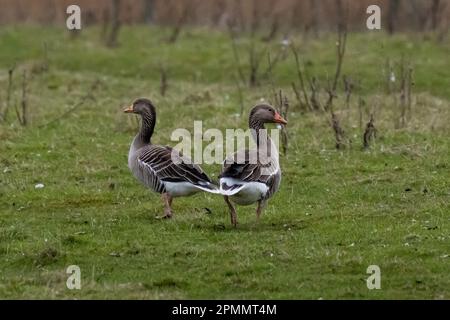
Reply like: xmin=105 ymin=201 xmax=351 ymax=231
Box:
xmin=390 ymin=72 xmax=396 ymax=82
xmin=281 ymin=38 xmax=290 ymax=47
xmin=35 ymin=183 xmax=45 ymax=189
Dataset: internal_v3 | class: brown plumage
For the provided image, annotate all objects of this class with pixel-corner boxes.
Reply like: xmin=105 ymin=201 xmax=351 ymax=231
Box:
xmin=219 ymin=104 xmax=287 ymax=227
xmin=124 ymin=98 xmax=218 ymax=219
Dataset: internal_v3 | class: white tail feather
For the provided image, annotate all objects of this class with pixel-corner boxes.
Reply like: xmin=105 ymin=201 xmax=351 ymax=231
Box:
xmin=219 ymin=178 xmax=246 ymax=196
xmin=194 ymin=183 xmax=221 ymax=194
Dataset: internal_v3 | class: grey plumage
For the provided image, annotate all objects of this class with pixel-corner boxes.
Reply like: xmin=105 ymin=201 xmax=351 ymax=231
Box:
xmin=219 ymin=104 xmax=287 ymax=226
xmin=124 ymin=98 xmax=218 ymax=219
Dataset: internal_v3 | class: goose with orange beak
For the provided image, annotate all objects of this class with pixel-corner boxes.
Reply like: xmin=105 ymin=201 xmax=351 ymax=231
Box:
xmin=124 ymin=98 xmax=219 ymax=219
xmin=219 ymin=104 xmax=287 ymax=227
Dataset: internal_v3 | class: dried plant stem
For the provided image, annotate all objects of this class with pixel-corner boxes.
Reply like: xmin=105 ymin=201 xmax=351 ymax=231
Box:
xmin=343 ymin=75 xmax=353 ymax=109
xmin=106 ymin=0 xmax=121 ymax=47
xmin=1 ymin=66 xmax=15 ymax=122
xmin=167 ymin=4 xmax=189 ymax=43
xmin=406 ymin=66 xmax=413 ymax=119
xmin=331 ymin=112 xmax=346 ymax=150
xmin=325 ymin=27 xmax=347 ymax=112
xmin=20 ymin=70 xmax=28 ymax=126
xmin=261 ymin=18 xmax=279 ymax=42
xmin=358 ymin=96 xmax=365 ymax=130
xmin=291 ymin=82 xmax=303 ymax=111
xmin=308 ymin=77 xmax=322 ymax=112
xmin=291 ymin=45 xmax=311 ymax=111
xmin=280 ymin=95 xmax=289 ymax=155
xmin=274 ymin=90 xmax=289 ymax=155
xmin=363 ymin=114 xmax=377 ymax=149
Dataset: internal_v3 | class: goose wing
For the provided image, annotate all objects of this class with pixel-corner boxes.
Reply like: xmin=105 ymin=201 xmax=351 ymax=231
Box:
xmin=219 ymin=149 xmax=278 ymax=183
xmin=137 ymin=145 xmax=218 ymax=192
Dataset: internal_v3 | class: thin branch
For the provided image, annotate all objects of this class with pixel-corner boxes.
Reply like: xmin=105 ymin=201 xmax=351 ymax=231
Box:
xmin=167 ymin=3 xmax=189 ymax=43
xmin=20 ymin=70 xmax=28 ymax=126
xmin=291 ymin=44 xmax=311 ymax=111
xmin=363 ymin=114 xmax=377 ymax=149
xmin=1 ymin=65 xmax=15 ymax=122
xmin=331 ymin=112 xmax=347 ymax=150
xmin=324 ymin=26 xmax=347 ymax=111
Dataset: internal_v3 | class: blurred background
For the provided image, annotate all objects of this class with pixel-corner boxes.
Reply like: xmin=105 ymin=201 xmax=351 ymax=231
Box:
xmin=0 ymin=0 xmax=448 ymax=35
xmin=0 ymin=0 xmax=449 ymax=300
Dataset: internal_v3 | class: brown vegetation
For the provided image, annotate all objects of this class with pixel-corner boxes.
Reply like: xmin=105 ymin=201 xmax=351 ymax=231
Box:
xmin=0 ymin=0 xmax=448 ymax=34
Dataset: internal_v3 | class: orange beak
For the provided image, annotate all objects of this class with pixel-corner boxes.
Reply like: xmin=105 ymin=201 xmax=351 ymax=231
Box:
xmin=123 ymin=105 xmax=134 ymax=113
xmin=274 ymin=112 xmax=288 ymax=125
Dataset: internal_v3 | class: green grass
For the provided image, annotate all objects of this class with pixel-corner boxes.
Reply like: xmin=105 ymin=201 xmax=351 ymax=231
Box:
xmin=0 ymin=26 xmax=449 ymax=299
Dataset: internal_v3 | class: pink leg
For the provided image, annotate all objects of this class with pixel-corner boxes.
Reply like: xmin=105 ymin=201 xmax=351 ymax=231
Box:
xmin=224 ymin=196 xmax=238 ymax=227
xmin=157 ymin=193 xmax=173 ymax=219
xmin=256 ymin=199 xmax=267 ymax=222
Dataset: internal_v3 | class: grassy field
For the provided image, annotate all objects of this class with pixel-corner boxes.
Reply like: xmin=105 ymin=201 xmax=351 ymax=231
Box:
xmin=0 ymin=26 xmax=449 ymax=299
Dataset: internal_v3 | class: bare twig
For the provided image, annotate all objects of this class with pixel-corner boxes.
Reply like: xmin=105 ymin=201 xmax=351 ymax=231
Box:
xmin=291 ymin=82 xmax=303 ymax=111
xmin=331 ymin=112 xmax=346 ymax=150
xmin=19 ymin=70 xmax=28 ymax=126
xmin=280 ymin=95 xmax=289 ymax=155
xmin=308 ymin=77 xmax=322 ymax=111
xmin=167 ymin=3 xmax=189 ymax=43
xmin=261 ymin=18 xmax=279 ymax=42
xmin=343 ymin=75 xmax=353 ymax=109
xmin=260 ymin=47 xmax=286 ymax=80
xmin=291 ymin=44 xmax=311 ymax=111
xmin=1 ymin=65 xmax=15 ymax=122
xmin=358 ymin=96 xmax=366 ymax=130
xmin=274 ymin=90 xmax=289 ymax=155
xmin=363 ymin=114 xmax=377 ymax=149
xmin=324 ymin=26 xmax=347 ymax=112
xmin=406 ymin=66 xmax=413 ymax=119
xmin=106 ymin=0 xmax=121 ymax=48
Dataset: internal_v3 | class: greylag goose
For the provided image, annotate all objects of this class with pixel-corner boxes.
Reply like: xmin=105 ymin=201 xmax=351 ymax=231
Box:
xmin=219 ymin=104 xmax=287 ymax=227
xmin=124 ymin=98 xmax=219 ymax=219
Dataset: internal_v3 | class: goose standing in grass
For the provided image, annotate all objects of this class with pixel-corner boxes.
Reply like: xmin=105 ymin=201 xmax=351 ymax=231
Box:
xmin=219 ymin=104 xmax=287 ymax=227
xmin=124 ymin=98 xmax=219 ymax=219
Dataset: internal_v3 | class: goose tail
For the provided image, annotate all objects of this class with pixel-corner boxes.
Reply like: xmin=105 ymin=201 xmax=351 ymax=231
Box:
xmin=194 ymin=181 xmax=222 ymax=194
xmin=219 ymin=179 xmax=245 ymax=196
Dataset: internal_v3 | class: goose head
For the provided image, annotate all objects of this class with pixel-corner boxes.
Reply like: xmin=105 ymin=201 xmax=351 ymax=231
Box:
xmin=123 ymin=98 xmax=157 ymax=143
xmin=123 ymin=98 xmax=155 ymax=116
xmin=249 ymin=104 xmax=287 ymax=125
